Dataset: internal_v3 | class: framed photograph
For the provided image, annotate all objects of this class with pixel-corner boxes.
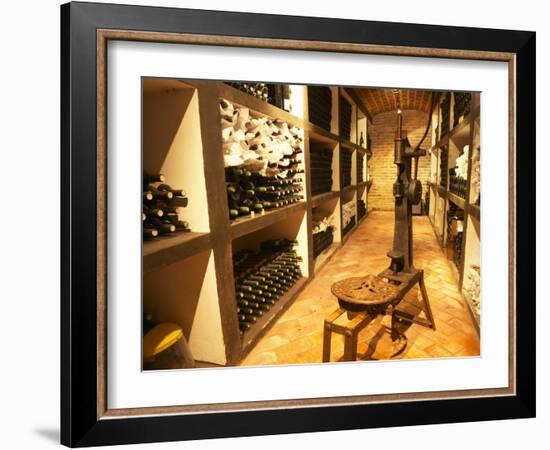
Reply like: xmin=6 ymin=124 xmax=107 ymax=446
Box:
xmin=61 ymin=1 xmax=535 ymax=447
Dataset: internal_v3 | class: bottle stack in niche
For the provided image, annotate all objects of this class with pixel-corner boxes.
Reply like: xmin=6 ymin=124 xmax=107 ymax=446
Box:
xmin=226 ymin=168 xmax=303 ymax=219
xmin=312 ymin=213 xmax=335 ymax=258
xmin=439 ymin=146 xmax=449 ymax=189
xmin=143 ymin=173 xmax=191 ymax=240
xmin=453 ymin=92 xmax=472 ymax=127
xmin=453 ymin=231 xmax=464 ymax=270
xmin=339 ymin=96 xmax=352 ymax=141
xmin=227 ymin=82 xmax=269 ymax=102
xmin=342 ymin=200 xmax=356 ymax=236
xmin=341 ymin=150 xmax=352 ymax=187
xmin=357 ymin=198 xmax=366 ymax=220
xmin=226 ymin=82 xmax=292 ymax=112
xmin=449 ymin=169 xmax=468 ymax=199
xmin=220 ymin=99 xmax=304 ymax=219
xmin=449 ymin=146 xmax=469 ymax=200
xmin=339 ymin=96 xmax=351 ymax=141
xmin=440 ymin=93 xmax=451 ymax=138
xmin=357 ymin=152 xmax=365 ymax=184
xmin=446 ymin=202 xmax=464 ymax=270
xmin=308 ymin=86 xmax=332 ymax=131
xmin=470 ymin=147 xmax=481 ymax=205
xmin=310 ymin=142 xmax=333 ymax=196
xmin=464 ymin=265 xmax=480 ymax=318
xmin=233 ymin=239 xmax=302 ymax=333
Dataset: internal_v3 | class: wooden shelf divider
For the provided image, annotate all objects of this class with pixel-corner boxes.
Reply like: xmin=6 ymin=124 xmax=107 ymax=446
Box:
xmin=341 ymin=184 xmax=356 ymax=194
xmin=311 ymin=191 xmax=340 ymax=208
xmin=469 ymin=203 xmax=480 ymax=222
xmin=217 ymin=82 xmax=304 ymax=128
xmin=307 ymin=122 xmax=340 ymax=145
xmin=143 ymin=232 xmax=212 ymax=274
xmin=448 ymin=191 xmax=466 ymax=210
xmin=229 ymin=202 xmax=307 ymax=240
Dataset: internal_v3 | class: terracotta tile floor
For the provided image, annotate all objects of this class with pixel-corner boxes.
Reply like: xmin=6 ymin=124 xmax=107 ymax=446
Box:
xmin=241 ymin=211 xmax=480 ymax=366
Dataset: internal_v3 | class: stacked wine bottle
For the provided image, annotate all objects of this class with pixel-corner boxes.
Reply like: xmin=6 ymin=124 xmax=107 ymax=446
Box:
xmin=226 ymin=167 xmax=304 ymax=220
xmin=439 ymin=146 xmax=449 ymax=189
xmin=453 ymin=231 xmax=464 ymax=270
xmin=342 ymin=200 xmax=356 ymax=236
xmin=313 ymin=228 xmax=334 ymax=258
xmin=341 ymin=150 xmax=352 ymax=187
xmin=226 ymin=82 xmax=269 ymax=102
xmin=339 ymin=96 xmax=352 ymax=141
xmin=310 ymin=142 xmax=333 ymax=196
xmin=308 ymin=86 xmax=332 ymax=131
xmin=233 ymin=239 xmax=302 ymax=333
xmin=446 ymin=202 xmax=464 ymax=270
xmin=343 ymin=216 xmax=356 ymax=236
xmin=357 ymin=152 xmax=365 ymax=183
xmin=449 ymin=169 xmax=467 ymax=199
xmin=453 ymin=92 xmax=472 ymax=127
xmin=225 ymin=82 xmax=292 ymax=112
xmin=446 ymin=203 xmax=464 ymax=237
xmin=267 ymin=84 xmax=292 ymax=112
xmin=357 ymin=199 xmax=366 ymax=220
xmin=424 ymin=187 xmax=431 ymax=215
xmin=440 ymin=93 xmax=451 ymax=138
xmin=143 ymin=173 xmax=191 ymax=240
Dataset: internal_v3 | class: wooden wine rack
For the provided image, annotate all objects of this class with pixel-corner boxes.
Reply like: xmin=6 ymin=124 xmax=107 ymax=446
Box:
xmin=142 ymin=79 xmax=373 ymax=366
xmin=427 ymin=92 xmax=481 ymax=331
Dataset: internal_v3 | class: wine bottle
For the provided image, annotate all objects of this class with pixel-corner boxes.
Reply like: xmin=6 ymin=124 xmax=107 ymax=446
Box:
xmin=155 ymin=202 xmax=181 ymax=215
xmin=148 ymin=218 xmax=176 ymax=234
xmin=239 ymin=322 xmax=251 ymax=331
xmin=143 ymin=205 xmax=163 ymax=218
xmin=167 ymin=195 xmax=188 ymax=207
xmin=143 ymin=227 xmax=158 ymax=239
xmin=172 ymin=220 xmax=191 ymax=232
xmin=282 ymin=85 xmax=291 ymax=112
xmin=145 ymin=184 xmax=174 ymax=201
xmin=143 ymin=172 xmax=165 ymax=184
xmin=240 ymin=314 xmax=258 ymax=323
xmin=157 ymin=184 xmax=186 ymax=197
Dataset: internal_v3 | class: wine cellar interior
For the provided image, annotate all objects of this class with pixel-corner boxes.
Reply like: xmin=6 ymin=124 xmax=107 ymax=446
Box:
xmin=142 ymin=78 xmax=481 ymax=369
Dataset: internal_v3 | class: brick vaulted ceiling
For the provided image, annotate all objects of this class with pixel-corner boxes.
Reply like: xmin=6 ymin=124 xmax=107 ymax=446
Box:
xmin=353 ymin=88 xmax=435 ymax=117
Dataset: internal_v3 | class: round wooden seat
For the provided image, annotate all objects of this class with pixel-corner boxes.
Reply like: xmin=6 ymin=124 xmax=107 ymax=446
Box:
xmin=331 ymin=274 xmax=399 ymax=312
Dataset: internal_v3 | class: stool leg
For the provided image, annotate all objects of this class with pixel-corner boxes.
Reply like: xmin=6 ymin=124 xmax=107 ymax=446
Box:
xmin=322 ymin=322 xmax=332 ymax=363
xmin=391 ymin=310 xmax=399 ymax=342
xmin=343 ymin=330 xmax=358 ymax=361
xmin=419 ymin=274 xmax=436 ymax=331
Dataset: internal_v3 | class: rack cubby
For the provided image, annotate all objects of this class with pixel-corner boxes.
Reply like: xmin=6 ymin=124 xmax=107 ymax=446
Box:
xmin=142 ymin=78 xmax=215 ymax=286
xmin=143 ymin=249 xmax=225 ymax=366
xmin=311 ymin=198 xmax=341 ymax=274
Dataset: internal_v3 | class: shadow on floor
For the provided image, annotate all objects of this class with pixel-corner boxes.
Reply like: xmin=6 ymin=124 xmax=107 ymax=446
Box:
xmin=34 ymin=428 xmax=59 ymax=444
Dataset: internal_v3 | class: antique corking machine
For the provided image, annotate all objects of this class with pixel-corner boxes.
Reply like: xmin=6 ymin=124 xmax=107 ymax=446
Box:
xmin=323 ymin=92 xmax=437 ymax=362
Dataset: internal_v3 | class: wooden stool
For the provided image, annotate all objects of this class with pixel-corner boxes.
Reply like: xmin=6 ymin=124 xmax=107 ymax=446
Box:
xmin=323 ymin=275 xmax=400 ymax=362
xmin=323 ymin=308 xmax=374 ymax=362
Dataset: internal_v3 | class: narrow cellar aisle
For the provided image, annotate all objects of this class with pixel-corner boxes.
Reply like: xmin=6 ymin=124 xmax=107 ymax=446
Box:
xmin=241 ymin=211 xmax=480 ymax=366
